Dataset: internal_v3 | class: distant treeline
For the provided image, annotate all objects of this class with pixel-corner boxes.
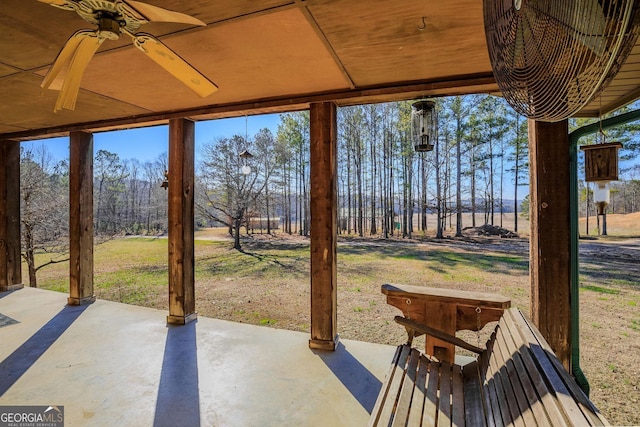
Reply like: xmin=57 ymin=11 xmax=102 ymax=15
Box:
xmin=20 ymin=96 xmax=640 ymax=252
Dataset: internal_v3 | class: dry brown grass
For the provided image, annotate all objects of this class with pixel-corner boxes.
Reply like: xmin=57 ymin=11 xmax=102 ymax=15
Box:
xmin=580 ymin=211 xmax=640 ymax=236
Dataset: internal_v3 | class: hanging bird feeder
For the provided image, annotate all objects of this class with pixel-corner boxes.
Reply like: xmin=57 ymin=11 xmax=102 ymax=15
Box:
xmin=580 ymin=141 xmax=622 ymax=234
xmin=580 ymin=142 xmax=623 ymax=183
xmin=411 ymin=100 xmax=437 ymax=152
xmin=160 ymin=170 xmax=169 ymax=190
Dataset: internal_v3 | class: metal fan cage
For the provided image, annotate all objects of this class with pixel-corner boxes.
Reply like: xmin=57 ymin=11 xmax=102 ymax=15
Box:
xmin=484 ymin=0 xmax=640 ymax=121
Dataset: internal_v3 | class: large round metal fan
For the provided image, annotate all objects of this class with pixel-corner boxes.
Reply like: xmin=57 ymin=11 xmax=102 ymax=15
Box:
xmin=38 ymin=0 xmax=218 ymax=112
xmin=484 ymin=0 xmax=640 ymax=121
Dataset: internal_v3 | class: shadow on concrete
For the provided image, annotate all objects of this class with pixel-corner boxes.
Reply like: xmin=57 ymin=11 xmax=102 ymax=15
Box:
xmin=0 ymin=304 xmax=90 ymax=397
xmin=313 ymin=342 xmax=382 ymax=414
xmin=0 ymin=289 xmax=18 ymax=300
xmin=153 ymin=321 xmax=200 ymax=427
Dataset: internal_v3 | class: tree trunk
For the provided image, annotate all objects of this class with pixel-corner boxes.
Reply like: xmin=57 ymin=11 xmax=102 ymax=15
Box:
xmin=347 ymin=145 xmax=352 ymax=235
xmin=514 ymin=146 xmax=519 ymax=233
xmin=471 ymin=144 xmax=476 ymax=228
xmin=233 ymin=217 xmax=242 ymax=250
xmin=356 ymin=140 xmax=363 ymax=237
xmin=28 ymin=257 xmax=37 ymax=288
xmin=436 ymin=126 xmax=444 ymax=239
xmin=586 ymin=182 xmax=590 ymax=235
xmin=489 ymin=132 xmax=495 ymax=226
xmin=455 ymin=112 xmax=463 ymax=237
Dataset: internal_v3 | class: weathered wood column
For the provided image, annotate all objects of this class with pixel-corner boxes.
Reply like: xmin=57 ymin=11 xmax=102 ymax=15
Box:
xmin=69 ymin=131 xmax=95 ymax=305
xmin=528 ymin=119 xmax=571 ymax=369
xmin=167 ymin=118 xmax=196 ymax=325
xmin=309 ymin=102 xmax=338 ymax=351
xmin=0 ymin=140 xmax=23 ymax=292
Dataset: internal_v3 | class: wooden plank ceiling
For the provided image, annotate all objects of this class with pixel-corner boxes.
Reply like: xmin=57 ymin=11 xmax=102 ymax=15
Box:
xmin=0 ymin=0 xmax=639 ymax=141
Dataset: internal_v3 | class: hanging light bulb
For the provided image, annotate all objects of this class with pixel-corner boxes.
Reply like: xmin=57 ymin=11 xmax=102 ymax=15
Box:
xmin=239 ymin=150 xmax=253 ymax=175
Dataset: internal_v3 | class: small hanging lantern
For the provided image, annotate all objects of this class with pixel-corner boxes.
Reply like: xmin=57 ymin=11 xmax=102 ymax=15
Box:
xmin=160 ymin=170 xmax=169 ymax=190
xmin=239 ymin=149 xmax=253 ymax=175
xmin=411 ymin=100 xmax=437 ymax=152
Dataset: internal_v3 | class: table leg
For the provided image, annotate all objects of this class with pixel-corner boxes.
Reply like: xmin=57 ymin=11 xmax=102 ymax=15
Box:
xmin=424 ymin=302 xmax=457 ymax=363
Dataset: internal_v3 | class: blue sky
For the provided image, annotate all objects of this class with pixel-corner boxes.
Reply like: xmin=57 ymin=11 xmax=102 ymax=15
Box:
xmin=22 ymin=114 xmax=282 ymax=164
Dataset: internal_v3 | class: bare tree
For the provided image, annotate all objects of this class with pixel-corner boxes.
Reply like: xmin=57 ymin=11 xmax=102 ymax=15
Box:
xmin=197 ymin=131 xmax=276 ymax=250
xmin=20 ymin=145 xmax=69 ymax=287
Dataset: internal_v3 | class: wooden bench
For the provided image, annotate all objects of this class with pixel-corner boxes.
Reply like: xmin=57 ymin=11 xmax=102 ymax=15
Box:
xmin=370 ymin=294 xmax=608 ymax=426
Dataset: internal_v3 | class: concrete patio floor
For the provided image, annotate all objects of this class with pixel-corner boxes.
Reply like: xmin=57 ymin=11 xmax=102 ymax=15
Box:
xmin=0 ymin=287 xmax=396 ymax=427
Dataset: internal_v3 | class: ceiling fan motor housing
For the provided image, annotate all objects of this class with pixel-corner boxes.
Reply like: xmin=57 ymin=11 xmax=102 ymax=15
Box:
xmin=97 ymin=16 xmax=122 ymax=40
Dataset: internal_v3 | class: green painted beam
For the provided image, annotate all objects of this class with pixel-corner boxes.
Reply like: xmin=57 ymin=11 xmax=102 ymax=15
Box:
xmin=568 ymin=108 xmax=640 ymax=396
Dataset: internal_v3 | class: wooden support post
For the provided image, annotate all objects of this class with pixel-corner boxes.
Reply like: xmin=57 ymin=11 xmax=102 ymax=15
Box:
xmin=167 ymin=118 xmax=197 ymax=325
xmin=528 ymin=119 xmax=571 ymax=370
xmin=309 ymin=102 xmax=338 ymax=351
xmin=69 ymin=131 xmax=95 ymax=305
xmin=0 ymin=140 xmax=23 ymax=292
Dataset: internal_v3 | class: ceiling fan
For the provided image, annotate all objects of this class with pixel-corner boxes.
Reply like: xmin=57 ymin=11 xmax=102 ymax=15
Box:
xmin=38 ymin=0 xmax=218 ymax=112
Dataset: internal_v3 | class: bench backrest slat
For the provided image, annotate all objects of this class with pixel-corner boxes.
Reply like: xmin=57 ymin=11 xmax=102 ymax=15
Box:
xmin=499 ymin=309 xmax=575 ymax=425
xmin=452 ymin=362 xmax=465 ymax=426
xmin=492 ymin=325 xmax=537 ymax=426
xmin=406 ymin=354 xmax=430 ymax=427
xmin=423 ymin=356 xmax=441 ymax=425
xmin=392 ymin=349 xmax=421 ymax=427
xmin=368 ymin=345 xmax=408 ymax=427
xmin=506 ymin=310 xmax=594 ymax=426
xmin=507 ymin=310 xmax=606 ymax=426
xmin=438 ymin=361 xmax=453 ymax=426
xmin=516 ymin=311 xmax=607 ymax=425
xmin=497 ymin=311 xmax=560 ymax=426
xmin=463 ymin=361 xmax=489 ymax=427
xmin=484 ymin=332 xmax=516 ymax=426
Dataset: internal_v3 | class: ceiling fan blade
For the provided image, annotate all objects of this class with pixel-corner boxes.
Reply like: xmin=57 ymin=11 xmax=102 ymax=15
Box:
xmin=38 ymin=0 xmax=78 ymax=12
xmin=55 ymin=32 xmax=104 ymax=111
xmin=133 ymin=33 xmax=217 ymax=97
xmin=121 ymin=0 xmax=206 ymax=26
xmin=38 ymin=0 xmax=70 ymax=5
xmin=41 ymin=30 xmax=94 ymax=91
